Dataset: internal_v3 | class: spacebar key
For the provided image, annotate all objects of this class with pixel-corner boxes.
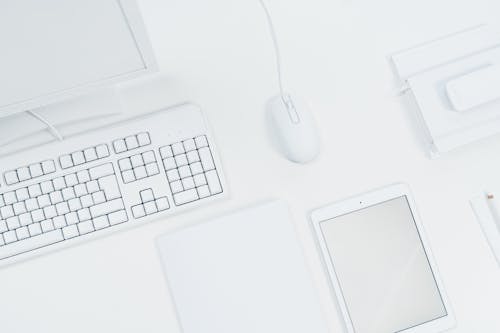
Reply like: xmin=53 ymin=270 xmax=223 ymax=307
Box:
xmin=0 ymin=230 xmax=64 ymax=260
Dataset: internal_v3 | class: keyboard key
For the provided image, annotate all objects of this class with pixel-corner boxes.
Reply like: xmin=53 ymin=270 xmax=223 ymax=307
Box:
xmin=125 ymin=136 xmax=139 ymax=150
xmin=16 ymin=226 xmax=30 ymax=240
xmin=90 ymin=198 xmax=124 ymax=218
xmin=74 ymin=184 xmax=88 ymax=197
xmin=195 ymin=135 xmax=208 ymax=148
xmin=92 ymin=191 xmax=106 ymax=205
xmin=13 ymin=202 xmax=27 ymax=216
xmin=190 ymin=162 xmax=203 ymax=175
xmin=68 ymin=198 xmax=82 ymax=212
xmin=156 ymin=197 xmax=170 ymax=211
xmin=80 ymin=194 xmax=94 ymax=208
xmin=0 ymin=230 xmax=63 ymax=259
xmin=109 ymin=210 xmax=127 ymax=225
xmin=65 ymin=174 xmax=78 ymax=187
xmin=31 ymin=209 xmax=45 ymax=223
xmin=19 ymin=213 xmax=33 ymax=227
xmin=28 ymin=184 xmax=42 ymax=198
xmin=77 ymin=208 xmax=91 ymax=222
xmin=29 ymin=163 xmax=43 ymax=178
xmin=199 ymin=147 xmax=215 ymax=171
xmin=62 ymin=188 xmax=76 ymax=201
xmin=41 ymin=181 xmax=54 ymax=194
xmin=122 ymin=170 xmax=135 ymax=183
xmin=50 ymin=191 xmax=64 ymax=204
xmin=53 ymin=177 xmax=66 ymax=190
xmin=53 ymin=216 xmax=67 ymax=229
xmin=134 ymin=166 xmax=147 ymax=180
xmin=182 ymin=177 xmax=195 ymax=190
xmin=144 ymin=201 xmax=157 ymax=215
xmin=72 ymin=151 xmax=85 ymax=165
xmin=25 ymin=198 xmax=39 ymax=211
xmin=0 ymin=220 xmax=7 ymax=233
xmin=59 ymin=155 xmax=73 ymax=169
xmin=98 ymin=175 xmax=121 ymax=200
xmin=198 ymin=185 xmax=210 ymax=199
xmin=62 ymin=225 xmax=79 ymax=239
xmin=0 ymin=195 xmax=4 ymax=207
xmin=55 ymin=202 xmax=70 ymax=216
xmin=167 ymin=169 xmax=180 ymax=182
xmin=41 ymin=160 xmax=56 ymax=174
xmin=170 ymin=180 xmax=183 ymax=194
xmin=89 ymin=163 xmax=114 ymax=180
xmin=37 ymin=194 xmax=51 ymax=208
xmin=159 ymin=146 xmax=173 ymax=158
xmin=146 ymin=163 xmax=159 ymax=176
xmin=183 ymin=139 xmax=196 ymax=152
xmin=93 ymin=216 xmax=109 ymax=230
xmin=163 ymin=157 xmax=176 ymax=171
xmin=194 ymin=174 xmax=207 ymax=187
xmin=140 ymin=189 xmax=154 ymax=203
xmin=132 ymin=205 xmax=146 ymax=219
xmin=65 ymin=212 xmax=78 ymax=225
xmin=175 ymin=154 xmax=188 ymax=167
xmin=77 ymin=170 xmax=90 ymax=183
xmin=119 ymin=158 xmax=132 ymax=171
xmin=187 ymin=151 xmax=200 ymax=163
xmin=4 ymin=191 xmax=16 ymax=205
xmin=173 ymin=189 xmax=199 ymax=206
xmin=28 ymin=223 xmax=42 ymax=236
xmin=41 ymin=220 xmax=54 ymax=233
xmin=17 ymin=167 xmax=30 ymax=181
xmin=96 ymin=145 xmax=110 ymax=158
xmin=7 ymin=216 xmax=21 ymax=230
xmin=113 ymin=139 xmax=127 ymax=153
xmin=137 ymin=132 xmax=151 ymax=146
xmin=178 ymin=166 xmax=191 ymax=179
xmin=83 ymin=148 xmax=98 ymax=161
xmin=172 ymin=143 xmax=185 ymax=155
xmin=131 ymin=154 xmax=144 ymax=168
xmin=3 ymin=230 xmax=17 ymax=244
xmin=206 ymin=170 xmax=223 ymax=194
xmin=44 ymin=205 xmax=57 ymax=219
xmin=77 ymin=220 xmax=94 ymax=235
xmin=86 ymin=180 xmax=99 ymax=193
xmin=1 ymin=205 xmax=14 ymax=219
xmin=137 ymin=132 xmax=151 ymax=147
xmin=142 ymin=151 xmax=156 ymax=164
xmin=16 ymin=188 xmax=29 ymax=201
xmin=4 ymin=171 xmax=19 ymax=185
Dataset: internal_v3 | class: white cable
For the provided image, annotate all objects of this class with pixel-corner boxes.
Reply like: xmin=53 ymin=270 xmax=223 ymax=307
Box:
xmin=257 ymin=0 xmax=288 ymax=104
xmin=27 ymin=110 xmax=64 ymax=141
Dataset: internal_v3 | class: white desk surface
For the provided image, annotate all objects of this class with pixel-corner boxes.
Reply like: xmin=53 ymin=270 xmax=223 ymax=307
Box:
xmin=1 ymin=0 xmax=499 ymax=332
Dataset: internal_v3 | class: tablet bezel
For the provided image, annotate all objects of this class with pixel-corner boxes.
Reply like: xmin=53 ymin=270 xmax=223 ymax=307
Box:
xmin=311 ymin=183 xmax=455 ymax=333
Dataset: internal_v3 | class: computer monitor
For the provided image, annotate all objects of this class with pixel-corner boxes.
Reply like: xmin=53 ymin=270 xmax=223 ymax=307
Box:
xmin=0 ymin=0 xmax=158 ymax=118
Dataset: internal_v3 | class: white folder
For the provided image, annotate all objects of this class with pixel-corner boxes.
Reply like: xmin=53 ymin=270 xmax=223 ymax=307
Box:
xmin=156 ymin=201 xmax=329 ymax=333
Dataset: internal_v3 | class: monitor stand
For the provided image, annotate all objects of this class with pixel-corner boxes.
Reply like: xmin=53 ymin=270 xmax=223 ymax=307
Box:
xmin=0 ymin=87 xmax=125 ymax=157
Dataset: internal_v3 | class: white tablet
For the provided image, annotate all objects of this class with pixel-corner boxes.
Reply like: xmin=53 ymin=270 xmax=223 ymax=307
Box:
xmin=311 ymin=184 xmax=455 ymax=333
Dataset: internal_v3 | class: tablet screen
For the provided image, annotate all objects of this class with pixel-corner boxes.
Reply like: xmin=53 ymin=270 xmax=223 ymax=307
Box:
xmin=319 ymin=196 xmax=447 ymax=333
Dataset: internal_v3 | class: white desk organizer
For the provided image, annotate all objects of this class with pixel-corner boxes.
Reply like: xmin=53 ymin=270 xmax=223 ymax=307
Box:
xmin=391 ymin=25 xmax=500 ymax=157
xmin=470 ymin=192 xmax=500 ymax=265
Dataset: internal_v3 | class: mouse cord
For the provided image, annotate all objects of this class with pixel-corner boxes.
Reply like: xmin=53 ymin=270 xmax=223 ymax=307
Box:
xmin=258 ymin=0 xmax=289 ymax=105
xmin=27 ymin=110 xmax=64 ymax=141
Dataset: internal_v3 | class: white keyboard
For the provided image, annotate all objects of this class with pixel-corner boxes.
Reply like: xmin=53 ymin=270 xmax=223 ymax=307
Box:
xmin=0 ymin=104 xmax=226 ymax=267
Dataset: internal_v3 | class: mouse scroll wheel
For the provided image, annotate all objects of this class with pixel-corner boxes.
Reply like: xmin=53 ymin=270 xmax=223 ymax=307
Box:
xmin=285 ymin=98 xmax=300 ymax=124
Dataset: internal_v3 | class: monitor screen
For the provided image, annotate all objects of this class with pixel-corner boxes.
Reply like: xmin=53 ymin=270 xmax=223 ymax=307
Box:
xmin=0 ymin=0 xmax=155 ymax=117
xmin=319 ymin=196 xmax=447 ymax=333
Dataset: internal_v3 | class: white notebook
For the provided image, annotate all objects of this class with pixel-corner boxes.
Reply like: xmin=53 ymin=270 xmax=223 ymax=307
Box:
xmin=157 ymin=201 xmax=329 ymax=333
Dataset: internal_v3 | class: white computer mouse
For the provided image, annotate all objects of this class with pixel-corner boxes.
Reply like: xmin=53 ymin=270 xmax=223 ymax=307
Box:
xmin=267 ymin=94 xmax=320 ymax=163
